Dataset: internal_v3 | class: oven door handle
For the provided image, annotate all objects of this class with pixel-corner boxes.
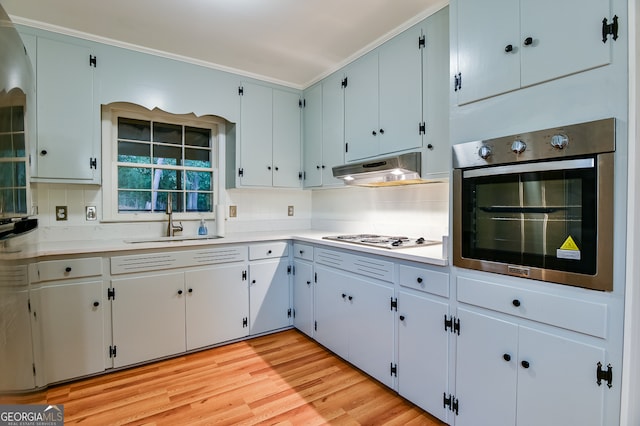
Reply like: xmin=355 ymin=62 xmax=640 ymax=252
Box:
xmin=462 ymin=158 xmax=595 ymax=178
xmin=479 ymin=206 xmax=564 ymax=214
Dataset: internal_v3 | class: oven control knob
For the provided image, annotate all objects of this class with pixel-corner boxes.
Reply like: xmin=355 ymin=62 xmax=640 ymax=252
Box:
xmin=550 ymin=134 xmax=569 ymax=150
xmin=511 ymin=140 xmax=527 ymax=154
xmin=478 ymin=145 xmax=492 ymax=160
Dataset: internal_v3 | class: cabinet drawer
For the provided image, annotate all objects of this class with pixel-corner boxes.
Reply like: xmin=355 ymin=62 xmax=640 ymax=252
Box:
xmin=315 ymin=248 xmax=394 ymax=283
xmin=33 ymin=257 xmax=103 ymax=282
xmin=293 ymin=243 xmax=313 ymax=261
xmin=249 ymin=242 xmax=289 ymax=260
xmin=399 ymin=265 xmax=449 ymax=298
xmin=457 ymin=277 xmax=607 ymax=338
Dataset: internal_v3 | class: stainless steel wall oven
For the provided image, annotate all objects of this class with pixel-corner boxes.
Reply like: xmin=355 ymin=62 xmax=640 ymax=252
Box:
xmin=453 ymin=118 xmax=615 ymax=291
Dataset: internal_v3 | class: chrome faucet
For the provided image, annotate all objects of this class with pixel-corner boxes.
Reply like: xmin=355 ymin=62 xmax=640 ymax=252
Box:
xmin=166 ymin=193 xmax=183 ymax=237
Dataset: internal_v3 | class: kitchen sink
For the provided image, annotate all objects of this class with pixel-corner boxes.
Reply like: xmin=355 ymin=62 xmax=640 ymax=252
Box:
xmin=124 ymin=235 xmax=223 ymax=244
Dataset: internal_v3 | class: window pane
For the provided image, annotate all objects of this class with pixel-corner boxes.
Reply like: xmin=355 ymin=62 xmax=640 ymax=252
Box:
xmin=118 ymin=166 xmax=151 ymax=189
xmin=0 ymin=162 xmax=15 ymax=187
xmin=13 ymin=134 xmax=25 ymax=157
xmin=0 ymin=107 xmax=11 ymax=132
xmin=154 ymin=169 xmax=183 ymax=190
xmin=153 ymin=144 xmax=181 ymax=166
xmin=185 ymin=126 xmax=211 ymax=147
xmin=154 ymin=122 xmax=181 ymax=144
xmin=186 ymin=191 xmax=211 ymax=212
xmin=0 ymin=135 xmax=12 ymax=158
xmin=118 ymin=118 xmax=150 ymax=141
xmin=118 ymin=190 xmax=151 ymax=212
xmin=14 ymin=162 xmax=26 ymax=186
xmin=156 ymin=191 xmax=183 ymax=212
xmin=11 ymin=106 xmax=24 ymax=132
xmin=184 ymin=148 xmax=210 ymax=167
xmin=118 ymin=141 xmax=151 ymax=163
xmin=185 ymin=170 xmax=212 ymax=191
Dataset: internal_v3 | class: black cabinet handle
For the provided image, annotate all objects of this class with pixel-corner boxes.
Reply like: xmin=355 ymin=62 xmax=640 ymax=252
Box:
xmin=321 ymin=165 xmax=326 ymax=169
xmin=267 ymin=166 xmax=272 ymax=170
xmin=505 ymin=44 xmax=514 ymax=53
xmin=40 ymin=149 xmax=48 ymax=156
xmin=316 ymin=165 xmax=321 ymax=170
xmin=524 ymin=37 xmax=533 ymax=46
xmin=178 ymin=289 xmax=183 ymax=295
xmin=306 ymin=281 xmax=311 ymax=286
xmin=342 ymin=293 xmax=347 ymax=299
xmin=188 ymin=288 xmax=193 ymax=293
xmin=503 ymin=353 xmax=511 ymax=362
xmin=372 ymin=130 xmax=377 ymax=136
xmin=427 ymin=144 xmax=434 ymax=150
xmin=299 ymin=250 xmax=304 ymax=255
xmin=348 ymin=295 xmax=353 ymax=301
xmin=275 ymin=166 xmax=279 ymax=171
xmin=252 ymin=279 xmax=256 ymax=284
xmin=512 ymin=299 xmax=521 ymax=307
xmin=379 ymin=129 xmax=385 ymax=135
xmin=399 ymin=315 xmax=405 ymax=321
xmin=521 ymin=360 xmax=530 ymax=369
xmin=417 ymin=277 xmax=423 ymax=284
xmin=267 ymin=250 xmax=272 ymax=255
xmin=93 ymin=301 xmax=100 ymax=307
xmin=65 ymin=267 xmax=72 ymax=273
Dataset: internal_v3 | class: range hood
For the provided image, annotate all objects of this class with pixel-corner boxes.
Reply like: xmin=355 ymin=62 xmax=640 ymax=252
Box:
xmin=332 ymin=152 xmax=426 ymax=187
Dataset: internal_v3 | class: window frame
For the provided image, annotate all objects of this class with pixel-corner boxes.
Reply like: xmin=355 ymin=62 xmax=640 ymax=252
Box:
xmin=101 ymin=103 xmax=223 ymax=223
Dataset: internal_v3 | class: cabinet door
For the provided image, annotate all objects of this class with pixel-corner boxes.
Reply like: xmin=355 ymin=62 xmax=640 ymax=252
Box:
xmin=272 ymin=89 xmax=301 ymax=188
xmin=249 ymin=259 xmax=290 ymax=335
xmin=37 ymin=280 xmax=105 ymax=383
xmin=36 ymin=37 xmax=96 ymax=181
xmin=292 ymin=260 xmax=314 ymax=337
xmin=520 ymin=0 xmax=611 ymax=88
xmin=347 ymin=275 xmax=394 ymax=387
xmin=239 ymin=82 xmax=273 ymax=186
xmin=185 ymin=264 xmax=248 ymax=350
xmin=455 ymin=0 xmax=520 ymax=104
xmin=111 ymin=272 xmax=186 ymax=368
xmin=321 ymin=73 xmax=346 ymax=186
xmin=378 ymin=25 xmax=423 ymax=154
xmin=455 ymin=307 xmax=518 ymax=426
xmin=314 ymin=265 xmax=349 ymax=359
xmin=397 ymin=291 xmax=449 ymax=423
xmin=516 ymin=326 xmax=606 ymax=426
xmin=344 ymin=52 xmax=379 ymax=161
xmin=0 ymin=286 xmax=35 ymax=390
xmin=302 ymin=84 xmax=323 ymax=188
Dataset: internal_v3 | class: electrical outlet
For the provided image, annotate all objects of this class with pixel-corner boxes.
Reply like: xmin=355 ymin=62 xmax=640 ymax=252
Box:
xmin=229 ymin=205 xmax=237 ymax=218
xmin=56 ymin=206 xmax=68 ymax=221
xmin=86 ymin=206 xmax=97 ymax=221
xmin=288 ymin=205 xmax=294 ymax=216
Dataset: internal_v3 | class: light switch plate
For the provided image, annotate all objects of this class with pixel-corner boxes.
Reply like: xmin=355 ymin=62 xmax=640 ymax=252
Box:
xmin=288 ymin=205 xmax=294 ymax=216
xmin=56 ymin=206 xmax=68 ymax=221
xmin=229 ymin=205 xmax=237 ymax=218
xmin=86 ymin=206 xmax=97 ymax=221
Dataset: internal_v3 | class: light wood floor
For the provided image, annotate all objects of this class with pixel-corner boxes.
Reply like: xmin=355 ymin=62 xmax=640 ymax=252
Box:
xmin=1 ymin=329 xmax=447 ymax=425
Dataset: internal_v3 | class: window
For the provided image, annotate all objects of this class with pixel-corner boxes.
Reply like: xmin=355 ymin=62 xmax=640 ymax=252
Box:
xmin=103 ymin=103 xmax=222 ymax=221
xmin=0 ymin=100 xmax=28 ymax=216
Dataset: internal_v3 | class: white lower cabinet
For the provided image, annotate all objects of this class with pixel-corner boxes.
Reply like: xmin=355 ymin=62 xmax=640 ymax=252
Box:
xmin=36 ymin=280 xmax=106 ymax=384
xmin=397 ymin=290 xmax=450 ymax=423
xmin=111 ymin=272 xmax=186 ymax=368
xmin=314 ymin=263 xmax=394 ymax=387
xmin=454 ymin=307 xmax=608 ymax=426
xmin=292 ymin=258 xmax=314 ymax=337
xmin=249 ymin=258 xmax=291 ymax=335
xmin=185 ymin=264 xmax=249 ymax=350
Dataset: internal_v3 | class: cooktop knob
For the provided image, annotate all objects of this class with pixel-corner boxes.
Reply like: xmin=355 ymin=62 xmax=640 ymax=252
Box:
xmin=511 ymin=140 xmax=527 ymax=154
xmin=550 ymin=134 xmax=569 ymax=149
xmin=478 ymin=145 xmax=492 ymax=160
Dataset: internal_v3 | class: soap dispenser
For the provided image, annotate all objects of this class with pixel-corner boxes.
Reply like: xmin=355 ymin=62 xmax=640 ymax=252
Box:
xmin=198 ymin=219 xmax=208 ymax=236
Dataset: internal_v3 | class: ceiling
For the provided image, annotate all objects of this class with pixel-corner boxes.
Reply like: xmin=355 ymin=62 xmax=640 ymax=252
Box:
xmin=0 ymin=0 xmax=447 ymax=89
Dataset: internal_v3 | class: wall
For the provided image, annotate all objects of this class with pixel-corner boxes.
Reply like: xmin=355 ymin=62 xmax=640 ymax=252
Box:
xmin=310 ymin=182 xmax=449 ymax=241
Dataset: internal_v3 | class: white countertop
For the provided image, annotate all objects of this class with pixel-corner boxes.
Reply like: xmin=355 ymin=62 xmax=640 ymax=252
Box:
xmin=7 ymin=230 xmax=448 ymax=266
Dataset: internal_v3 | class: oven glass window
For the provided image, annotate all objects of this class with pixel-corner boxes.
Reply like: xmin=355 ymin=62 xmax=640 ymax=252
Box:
xmin=461 ymin=164 xmax=597 ymax=274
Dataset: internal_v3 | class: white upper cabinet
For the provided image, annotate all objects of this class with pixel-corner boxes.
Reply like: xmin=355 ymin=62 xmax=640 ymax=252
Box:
xmin=344 ymin=24 xmax=423 ymax=162
xmin=235 ymin=82 xmax=301 ymax=188
xmin=454 ymin=0 xmax=613 ymax=105
xmin=33 ymin=37 xmax=99 ymax=183
xmin=302 ymin=83 xmax=323 ymax=187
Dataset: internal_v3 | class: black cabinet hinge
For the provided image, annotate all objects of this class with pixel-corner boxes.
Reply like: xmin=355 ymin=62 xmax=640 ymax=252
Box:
xmin=596 ymin=362 xmax=613 ymax=388
xmin=109 ymin=345 xmax=117 ymax=358
xmin=602 ymin=15 xmax=619 ymax=43
xmin=341 ymin=77 xmax=348 ymax=88
xmin=89 ymin=55 xmax=97 ymax=67
xmin=454 ymin=73 xmax=462 ymax=92
xmin=345 ymin=142 xmax=349 ymax=153
xmin=238 ymin=86 xmax=244 ymax=96
xmin=390 ymin=297 xmax=398 ymax=311
xmin=32 ymin=363 xmax=36 ymax=377
xmin=238 ymin=168 xmax=244 ymax=177
xmin=418 ymin=35 xmax=426 ymax=49
xmin=243 ymin=317 xmax=248 ymax=328
xmin=443 ymin=393 xmax=459 ymax=415
xmin=89 ymin=157 xmax=97 ymax=170
xmin=444 ymin=315 xmax=460 ymax=335
xmin=390 ymin=363 xmax=397 ymax=377
xmin=314 ymin=272 xmax=317 ymax=283
xmin=419 ymin=122 xmax=426 ymax=135
xmin=299 ymin=99 xmax=306 ymax=108
xmin=288 ymin=265 xmax=293 ymax=275
xmin=242 ymin=270 xmax=247 ymax=280
xmin=298 ymin=171 xmax=303 ymax=180
xmin=107 ymin=288 xmax=115 ymax=300
xmin=292 ymin=308 xmax=296 ymax=319
xmin=314 ymin=321 xmax=317 ymax=331
xmin=28 ymin=299 xmax=31 ymax=313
